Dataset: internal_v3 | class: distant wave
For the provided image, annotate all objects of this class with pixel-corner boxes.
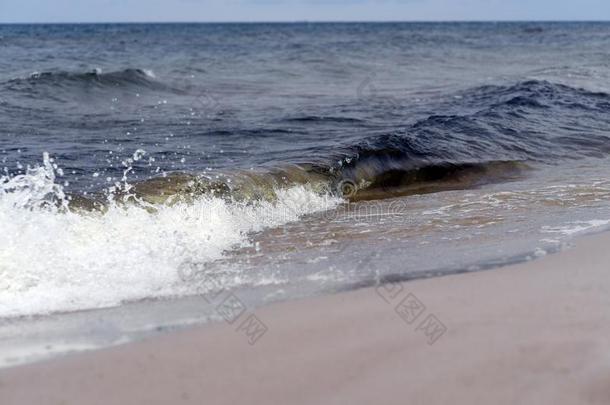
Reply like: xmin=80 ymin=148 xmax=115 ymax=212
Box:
xmin=283 ymin=115 xmax=366 ymax=124
xmin=3 ymin=68 xmax=180 ymax=93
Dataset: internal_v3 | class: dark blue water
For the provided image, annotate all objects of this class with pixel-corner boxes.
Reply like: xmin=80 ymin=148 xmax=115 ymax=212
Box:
xmin=3 ymin=22 xmax=610 ymax=198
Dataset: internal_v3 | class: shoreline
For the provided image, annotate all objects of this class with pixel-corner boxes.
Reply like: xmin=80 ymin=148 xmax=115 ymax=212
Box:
xmin=3 ymin=231 xmax=610 ymax=404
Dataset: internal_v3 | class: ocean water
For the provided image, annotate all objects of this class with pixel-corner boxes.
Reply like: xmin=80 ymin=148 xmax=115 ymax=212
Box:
xmin=3 ymin=22 xmax=610 ymax=365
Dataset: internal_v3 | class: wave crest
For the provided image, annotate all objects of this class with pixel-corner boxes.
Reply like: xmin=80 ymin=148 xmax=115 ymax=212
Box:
xmin=4 ymin=68 xmax=178 ymax=94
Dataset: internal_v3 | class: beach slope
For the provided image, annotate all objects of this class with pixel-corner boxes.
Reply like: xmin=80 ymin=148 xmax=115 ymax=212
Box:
xmin=3 ymin=233 xmax=610 ymax=405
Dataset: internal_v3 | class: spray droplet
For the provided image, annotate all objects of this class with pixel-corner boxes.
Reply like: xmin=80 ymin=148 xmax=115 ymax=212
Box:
xmin=132 ymin=149 xmax=146 ymax=162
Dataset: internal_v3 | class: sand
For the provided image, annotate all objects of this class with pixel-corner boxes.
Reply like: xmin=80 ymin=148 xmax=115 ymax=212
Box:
xmin=3 ymin=232 xmax=610 ymax=405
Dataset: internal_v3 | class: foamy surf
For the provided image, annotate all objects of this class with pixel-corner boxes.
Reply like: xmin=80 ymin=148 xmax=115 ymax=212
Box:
xmin=0 ymin=154 xmax=341 ymax=318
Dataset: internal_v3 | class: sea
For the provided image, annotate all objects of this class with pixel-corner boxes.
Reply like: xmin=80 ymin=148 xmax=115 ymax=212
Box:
xmin=3 ymin=22 xmax=610 ymax=366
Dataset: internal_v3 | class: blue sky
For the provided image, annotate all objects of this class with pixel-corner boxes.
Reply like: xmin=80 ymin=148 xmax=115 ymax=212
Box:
xmin=1 ymin=0 xmax=609 ymax=23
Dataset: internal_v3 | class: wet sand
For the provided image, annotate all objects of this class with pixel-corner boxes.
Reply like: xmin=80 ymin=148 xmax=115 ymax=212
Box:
xmin=3 ymin=232 xmax=610 ymax=405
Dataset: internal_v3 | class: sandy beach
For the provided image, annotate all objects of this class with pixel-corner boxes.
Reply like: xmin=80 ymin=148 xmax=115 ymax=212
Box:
xmin=2 ymin=232 xmax=610 ymax=405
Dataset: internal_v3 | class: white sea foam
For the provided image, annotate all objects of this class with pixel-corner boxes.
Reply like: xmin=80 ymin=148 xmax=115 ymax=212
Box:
xmin=0 ymin=155 xmax=341 ymax=318
xmin=541 ymin=219 xmax=610 ymax=236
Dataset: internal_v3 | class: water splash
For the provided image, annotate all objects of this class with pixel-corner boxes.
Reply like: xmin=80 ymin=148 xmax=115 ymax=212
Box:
xmin=0 ymin=154 xmax=341 ymax=318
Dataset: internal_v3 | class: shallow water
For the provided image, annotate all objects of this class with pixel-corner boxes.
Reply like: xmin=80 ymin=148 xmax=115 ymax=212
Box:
xmin=3 ymin=22 xmax=610 ymax=366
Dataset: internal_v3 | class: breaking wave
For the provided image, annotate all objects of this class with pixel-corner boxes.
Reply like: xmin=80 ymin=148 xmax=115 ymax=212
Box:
xmin=0 ymin=155 xmax=341 ymax=318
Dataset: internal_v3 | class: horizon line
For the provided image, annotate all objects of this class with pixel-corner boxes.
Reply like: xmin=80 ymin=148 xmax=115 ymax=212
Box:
xmin=1 ymin=19 xmax=610 ymax=25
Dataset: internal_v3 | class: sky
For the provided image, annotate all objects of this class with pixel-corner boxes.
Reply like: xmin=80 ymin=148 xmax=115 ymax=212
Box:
xmin=1 ymin=0 xmax=609 ymax=23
